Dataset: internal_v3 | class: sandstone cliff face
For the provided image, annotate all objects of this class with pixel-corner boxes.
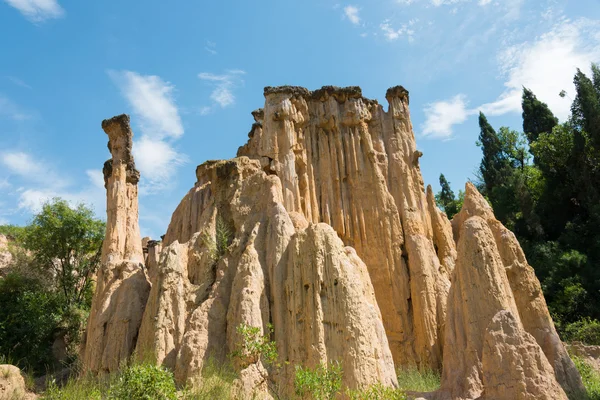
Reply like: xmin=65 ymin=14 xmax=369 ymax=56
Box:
xmin=137 ymin=157 xmax=397 ymax=396
xmin=482 ymin=311 xmax=567 ymax=400
xmin=449 ymin=182 xmax=584 ymax=398
xmin=82 ymin=115 xmax=150 ymax=373
xmin=84 ymin=86 xmax=585 ymax=398
xmin=237 ymin=86 xmax=454 ymax=370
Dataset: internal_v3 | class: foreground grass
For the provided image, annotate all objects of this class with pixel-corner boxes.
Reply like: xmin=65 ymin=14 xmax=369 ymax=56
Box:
xmin=572 ymin=355 xmax=600 ymax=400
xmin=40 ymin=362 xmax=440 ymax=400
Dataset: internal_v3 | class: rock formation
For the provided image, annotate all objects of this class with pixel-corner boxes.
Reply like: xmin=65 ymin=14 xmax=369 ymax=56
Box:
xmin=0 ymin=235 xmax=11 ymax=276
xmin=82 ymin=115 xmax=150 ymax=373
xmin=447 ymin=182 xmax=585 ymax=398
xmin=83 ymin=86 xmax=585 ymax=398
xmin=482 ymin=311 xmax=568 ymax=400
xmin=567 ymin=342 xmax=600 ymax=374
xmin=136 ymin=157 xmax=397 ymax=397
xmin=238 ymin=86 xmax=454 ymax=370
xmin=0 ymin=365 xmax=35 ymax=400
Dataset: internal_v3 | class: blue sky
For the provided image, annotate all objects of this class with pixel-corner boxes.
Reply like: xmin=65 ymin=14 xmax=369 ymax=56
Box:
xmin=1 ymin=0 xmax=599 ymax=238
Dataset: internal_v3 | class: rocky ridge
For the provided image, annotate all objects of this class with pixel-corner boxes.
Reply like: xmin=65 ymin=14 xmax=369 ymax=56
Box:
xmin=82 ymin=86 xmax=584 ymax=399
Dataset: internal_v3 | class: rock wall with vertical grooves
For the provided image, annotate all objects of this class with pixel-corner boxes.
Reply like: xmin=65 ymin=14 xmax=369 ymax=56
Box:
xmin=237 ymin=86 xmax=455 ymax=370
xmin=83 ymin=86 xmax=585 ymax=399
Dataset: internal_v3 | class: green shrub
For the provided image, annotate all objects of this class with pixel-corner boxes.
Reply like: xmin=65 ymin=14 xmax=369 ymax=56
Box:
xmin=572 ymin=355 xmax=600 ymax=400
xmin=0 ymin=272 xmax=62 ymax=373
xmin=107 ymin=363 xmax=177 ymax=400
xmin=232 ymin=323 xmax=278 ymax=367
xmin=562 ymin=318 xmax=600 ymax=345
xmin=294 ymin=362 xmax=343 ymax=400
xmin=396 ymin=366 xmax=440 ymax=392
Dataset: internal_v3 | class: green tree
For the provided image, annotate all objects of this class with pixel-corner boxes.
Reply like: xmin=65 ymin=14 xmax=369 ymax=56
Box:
xmin=0 ymin=273 xmax=62 ymax=372
xmin=477 ymin=112 xmax=508 ymax=196
xmin=435 ymin=174 xmax=462 ymax=219
xmin=521 ymin=87 xmax=558 ymax=144
xmin=572 ymin=66 xmax=600 ymax=147
xmin=21 ymin=198 xmax=105 ymax=309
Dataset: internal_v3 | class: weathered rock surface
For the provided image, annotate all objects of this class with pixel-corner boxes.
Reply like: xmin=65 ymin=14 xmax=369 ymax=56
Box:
xmin=238 ymin=86 xmax=453 ymax=370
xmin=0 ymin=365 xmax=35 ymax=400
xmin=567 ymin=342 xmax=600 ymax=374
xmin=450 ymin=183 xmax=585 ymax=398
xmin=482 ymin=311 xmax=567 ymax=400
xmin=135 ymin=157 xmax=397 ymax=396
xmin=436 ymin=216 xmax=521 ymax=400
xmin=82 ymin=115 xmax=150 ymax=374
xmin=0 ymin=235 xmax=12 ymax=275
xmin=84 ymin=86 xmax=585 ymax=399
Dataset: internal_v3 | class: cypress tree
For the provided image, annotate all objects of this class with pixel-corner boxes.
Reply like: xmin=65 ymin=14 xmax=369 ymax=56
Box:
xmin=521 ymin=87 xmax=558 ymax=144
xmin=477 ymin=112 xmax=506 ymax=195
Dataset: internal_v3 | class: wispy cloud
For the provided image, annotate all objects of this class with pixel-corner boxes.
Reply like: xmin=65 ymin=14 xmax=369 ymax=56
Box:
xmin=198 ymin=69 xmax=246 ymax=110
xmin=108 ymin=70 xmax=183 ymax=139
xmin=132 ymin=135 xmax=187 ymax=190
xmin=5 ymin=76 xmax=32 ymax=89
xmin=3 ymin=0 xmax=64 ymax=22
xmin=380 ymin=19 xmax=417 ymax=42
xmin=0 ymin=95 xmax=33 ymax=121
xmin=478 ymin=18 xmax=600 ymax=120
xmin=1 ymin=151 xmax=68 ymax=187
xmin=108 ymin=70 xmax=187 ymax=191
xmin=205 ymin=40 xmax=217 ymax=55
xmin=422 ymin=94 xmax=473 ymax=139
xmin=344 ymin=5 xmax=360 ymax=25
xmin=420 ymin=17 xmax=600 ymax=139
xmin=0 ymin=150 xmax=104 ymax=216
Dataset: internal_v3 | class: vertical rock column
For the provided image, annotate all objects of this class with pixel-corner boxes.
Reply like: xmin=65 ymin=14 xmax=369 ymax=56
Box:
xmin=82 ymin=114 xmax=150 ymax=373
xmin=238 ymin=86 xmax=455 ymax=370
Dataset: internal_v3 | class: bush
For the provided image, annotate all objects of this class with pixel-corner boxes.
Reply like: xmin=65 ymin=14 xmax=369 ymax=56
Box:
xmin=0 ymin=272 xmax=62 ymax=373
xmin=294 ymin=362 xmax=343 ymax=400
xmin=107 ymin=363 xmax=177 ymax=400
xmin=572 ymin=355 xmax=600 ymax=400
xmin=562 ymin=318 xmax=600 ymax=345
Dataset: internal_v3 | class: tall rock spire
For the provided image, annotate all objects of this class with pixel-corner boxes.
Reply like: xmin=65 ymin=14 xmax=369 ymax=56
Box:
xmin=82 ymin=114 xmax=150 ymax=373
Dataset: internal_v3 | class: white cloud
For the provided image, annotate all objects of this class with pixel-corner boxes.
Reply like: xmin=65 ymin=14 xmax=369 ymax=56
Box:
xmin=380 ymin=20 xmax=416 ymax=42
xmin=422 ymin=94 xmax=473 ymax=139
xmin=198 ymin=69 xmax=246 ymax=109
xmin=1 ymin=150 xmax=69 ymax=188
xmin=108 ymin=70 xmax=183 ymax=139
xmin=108 ymin=70 xmax=188 ymax=191
xmin=86 ymin=169 xmax=104 ymax=190
xmin=344 ymin=5 xmax=360 ymax=25
xmin=0 ymin=95 xmax=33 ymax=121
xmin=205 ymin=40 xmax=217 ymax=55
xmin=479 ymin=18 xmax=600 ymax=120
xmin=478 ymin=0 xmax=491 ymax=4
xmin=133 ymin=136 xmax=187 ymax=192
xmin=3 ymin=0 xmax=64 ymax=22
xmin=1 ymin=151 xmax=44 ymax=177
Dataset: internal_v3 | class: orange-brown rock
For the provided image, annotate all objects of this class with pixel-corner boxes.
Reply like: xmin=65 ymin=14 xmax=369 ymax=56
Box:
xmin=237 ymin=86 xmax=454 ymax=370
xmin=82 ymin=115 xmax=150 ymax=373
xmin=482 ymin=310 xmax=567 ymax=400
xmin=137 ymin=157 xmax=397 ymax=397
xmin=450 ymin=183 xmax=584 ymax=397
